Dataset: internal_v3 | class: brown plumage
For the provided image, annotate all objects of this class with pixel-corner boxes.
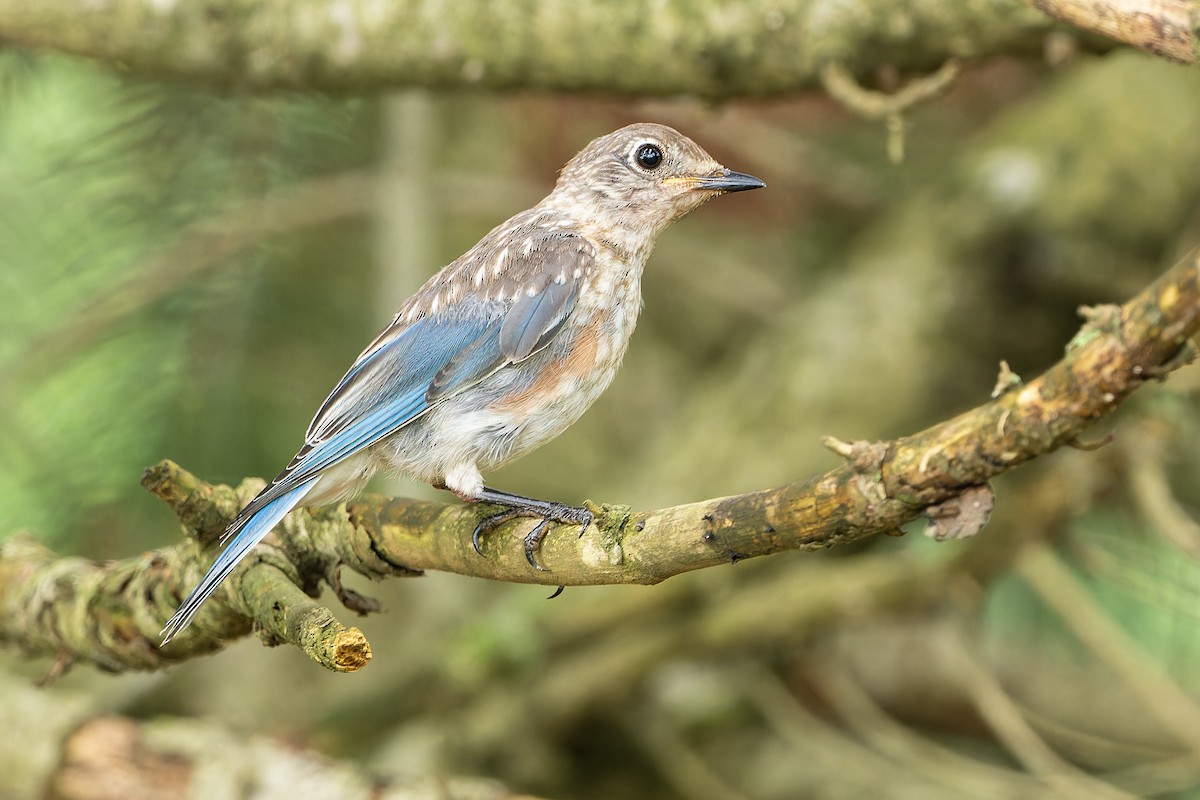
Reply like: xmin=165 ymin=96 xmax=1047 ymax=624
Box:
xmin=161 ymin=123 xmax=763 ymax=643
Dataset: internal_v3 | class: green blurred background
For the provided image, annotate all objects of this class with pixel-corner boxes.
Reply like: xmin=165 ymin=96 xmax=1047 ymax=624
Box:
xmin=3 ymin=40 xmax=1200 ymax=799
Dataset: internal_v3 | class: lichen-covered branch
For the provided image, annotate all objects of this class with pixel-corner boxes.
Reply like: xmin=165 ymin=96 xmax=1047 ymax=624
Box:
xmin=0 ymin=0 xmax=1053 ymax=96
xmin=1029 ymin=0 xmax=1200 ymax=63
xmin=8 ymin=0 xmax=1196 ymax=100
xmin=0 ymin=249 xmax=1195 ymax=675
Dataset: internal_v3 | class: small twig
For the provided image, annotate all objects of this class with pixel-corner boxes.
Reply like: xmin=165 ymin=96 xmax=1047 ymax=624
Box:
xmin=821 ymin=434 xmax=857 ymax=459
xmin=820 ymin=60 xmax=961 ymax=121
xmin=35 ymin=651 xmax=76 ymax=687
xmin=820 ymin=59 xmax=960 ymax=164
xmin=992 ymin=360 xmax=1023 ymax=398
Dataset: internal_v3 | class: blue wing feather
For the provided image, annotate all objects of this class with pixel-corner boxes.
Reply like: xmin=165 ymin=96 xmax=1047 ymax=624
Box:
xmin=160 ymin=476 xmax=319 ymax=642
xmin=160 ymin=307 xmax=508 ymax=642
xmin=295 ymin=308 xmax=506 ymax=483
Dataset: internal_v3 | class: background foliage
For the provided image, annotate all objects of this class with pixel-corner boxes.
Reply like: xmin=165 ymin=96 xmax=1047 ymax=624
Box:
xmin=2 ymin=16 xmax=1200 ymax=799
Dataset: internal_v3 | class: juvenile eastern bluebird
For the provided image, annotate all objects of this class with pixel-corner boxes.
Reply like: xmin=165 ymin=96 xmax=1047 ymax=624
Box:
xmin=160 ymin=123 xmax=763 ymax=643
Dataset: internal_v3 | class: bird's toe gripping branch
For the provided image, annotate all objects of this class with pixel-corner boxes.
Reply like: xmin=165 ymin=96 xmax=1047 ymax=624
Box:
xmin=470 ymin=487 xmax=594 ymax=570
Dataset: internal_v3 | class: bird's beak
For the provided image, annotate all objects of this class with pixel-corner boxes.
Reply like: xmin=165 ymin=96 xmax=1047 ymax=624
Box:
xmin=663 ymin=168 xmax=766 ymax=193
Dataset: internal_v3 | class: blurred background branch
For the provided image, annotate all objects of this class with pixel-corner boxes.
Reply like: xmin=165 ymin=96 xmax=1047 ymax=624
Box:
xmin=45 ymin=714 xmax=529 ymax=800
xmin=0 ymin=0 xmax=1062 ymax=96
xmin=2 ymin=0 xmax=1195 ymax=100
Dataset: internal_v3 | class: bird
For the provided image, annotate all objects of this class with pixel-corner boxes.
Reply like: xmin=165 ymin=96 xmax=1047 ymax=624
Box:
xmin=160 ymin=122 xmax=764 ymax=643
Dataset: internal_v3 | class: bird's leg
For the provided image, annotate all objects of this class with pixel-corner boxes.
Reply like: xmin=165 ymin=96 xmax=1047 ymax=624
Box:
xmin=470 ymin=487 xmax=593 ymax=570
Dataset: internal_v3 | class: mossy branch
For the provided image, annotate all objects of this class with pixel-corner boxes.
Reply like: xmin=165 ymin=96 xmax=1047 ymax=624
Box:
xmin=0 ymin=0 xmax=1056 ymax=97
xmin=4 ymin=0 xmax=1195 ymax=98
xmin=0 ymin=250 xmax=1196 ymax=674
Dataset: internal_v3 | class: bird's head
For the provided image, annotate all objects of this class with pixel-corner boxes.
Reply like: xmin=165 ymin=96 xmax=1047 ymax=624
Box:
xmin=549 ymin=123 xmax=764 ymax=241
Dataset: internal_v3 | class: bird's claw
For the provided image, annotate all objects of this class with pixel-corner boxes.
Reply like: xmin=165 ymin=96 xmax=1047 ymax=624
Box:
xmin=523 ymin=505 xmax=592 ymax=570
xmin=471 ymin=501 xmax=593 ymax=570
xmin=524 ymin=519 xmax=552 ymax=570
xmin=472 ymin=508 xmax=522 ymax=556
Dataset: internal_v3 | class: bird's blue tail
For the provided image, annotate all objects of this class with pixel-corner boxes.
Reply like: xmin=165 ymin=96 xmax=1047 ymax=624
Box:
xmin=160 ymin=476 xmax=319 ymax=644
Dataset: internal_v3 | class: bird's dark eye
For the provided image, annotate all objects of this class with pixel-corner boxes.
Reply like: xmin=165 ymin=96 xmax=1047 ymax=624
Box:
xmin=635 ymin=143 xmax=663 ymax=170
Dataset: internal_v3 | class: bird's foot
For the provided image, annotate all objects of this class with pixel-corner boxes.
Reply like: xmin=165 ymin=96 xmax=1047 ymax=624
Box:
xmin=471 ymin=508 xmax=524 ymax=556
xmin=470 ymin=487 xmax=593 ymax=570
